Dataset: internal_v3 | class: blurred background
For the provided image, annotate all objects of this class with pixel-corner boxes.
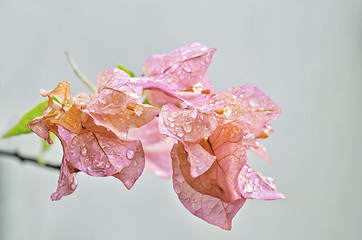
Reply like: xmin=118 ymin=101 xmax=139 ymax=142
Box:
xmin=0 ymin=0 xmax=361 ymax=239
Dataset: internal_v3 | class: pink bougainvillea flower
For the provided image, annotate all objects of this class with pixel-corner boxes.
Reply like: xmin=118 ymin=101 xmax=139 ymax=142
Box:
xmin=160 ymin=84 xmax=284 ymax=229
xmin=142 ymin=43 xmax=216 ymax=106
xmin=28 ymin=81 xmax=148 ymax=200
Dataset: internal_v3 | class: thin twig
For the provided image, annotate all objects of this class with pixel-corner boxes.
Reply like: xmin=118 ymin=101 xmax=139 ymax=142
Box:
xmin=0 ymin=149 xmax=60 ymax=170
xmin=64 ymin=52 xmax=97 ymax=93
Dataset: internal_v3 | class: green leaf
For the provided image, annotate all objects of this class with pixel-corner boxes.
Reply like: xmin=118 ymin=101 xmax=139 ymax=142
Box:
xmin=117 ymin=64 xmax=136 ymax=77
xmin=2 ymin=100 xmax=49 ymax=138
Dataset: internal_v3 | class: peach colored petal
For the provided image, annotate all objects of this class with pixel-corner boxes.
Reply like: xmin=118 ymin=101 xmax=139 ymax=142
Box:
xmin=28 ymin=82 xmax=82 ymax=142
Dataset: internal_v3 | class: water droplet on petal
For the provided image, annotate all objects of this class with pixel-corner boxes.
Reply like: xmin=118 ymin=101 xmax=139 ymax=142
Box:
xmin=105 ymin=162 xmax=111 ymax=168
xmin=191 ymin=110 xmax=198 ymax=118
xmin=245 ymin=185 xmax=253 ymax=193
xmin=177 ymin=131 xmax=184 ymax=137
xmin=81 ymin=148 xmax=87 ymax=156
xmin=171 ymin=112 xmax=178 ymax=118
xmin=168 ymin=117 xmax=175 ymax=122
xmin=134 ymin=105 xmax=143 ymax=116
xmin=174 ymin=184 xmax=181 ymax=193
xmin=99 ymin=97 xmax=106 ymax=104
xmin=129 ymin=93 xmax=138 ymax=99
xmin=126 ymin=150 xmax=135 ymax=159
xmin=192 ymin=82 xmax=203 ymax=94
xmin=223 ymin=107 xmax=232 ymax=118
xmin=170 ymin=123 xmax=175 ymax=128
xmin=183 ymin=123 xmax=192 ymax=133
xmin=266 ymin=177 xmax=274 ymax=183
xmin=70 ymin=182 xmax=77 ymax=190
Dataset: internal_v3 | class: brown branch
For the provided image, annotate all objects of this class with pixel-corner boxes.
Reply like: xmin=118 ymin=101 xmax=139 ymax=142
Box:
xmin=0 ymin=149 xmax=60 ymax=170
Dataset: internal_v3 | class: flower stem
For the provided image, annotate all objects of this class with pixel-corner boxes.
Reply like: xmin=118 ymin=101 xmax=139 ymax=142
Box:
xmin=65 ymin=52 xmax=97 ymax=93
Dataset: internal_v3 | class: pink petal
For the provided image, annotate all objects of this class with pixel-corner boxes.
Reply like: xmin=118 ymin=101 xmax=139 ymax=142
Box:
xmin=173 ymin=124 xmax=246 ymax=204
xmin=143 ymin=43 xmax=216 ymax=91
xmin=243 ymin=138 xmax=270 ymax=163
xmin=143 ymin=138 xmax=175 ymax=179
xmin=84 ymin=83 xmax=159 ymax=139
xmin=159 ymin=104 xmax=218 ymax=143
xmin=54 ymin=115 xmax=145 ymax=193
xmin=172 ymin=143 xmax=246 ymax=230
xmin=186 ymin=142 xmax=216 ymax=177
xmin=232 ymin=86 xmax=281 ymax=137
xmin=50 ymin=159 xmax=78 ymax=201
xmin=97 ymin=68 xmax=142 ymax=95
xmin=58 ymin=119 xmax=144 ymax=179
xmin=213 ymin=90 xmax=251 ymax=124
xmin=127 ymin=117 xmax=165 ymax=145
xmin=128 ymin=118 xmax=176 ymax=178
xmin=237 ymin=165 xmax=285 ymax=200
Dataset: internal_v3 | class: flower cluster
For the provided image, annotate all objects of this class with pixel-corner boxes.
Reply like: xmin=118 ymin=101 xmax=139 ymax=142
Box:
xmin=28 ymin=43 xmax=284 ymax=230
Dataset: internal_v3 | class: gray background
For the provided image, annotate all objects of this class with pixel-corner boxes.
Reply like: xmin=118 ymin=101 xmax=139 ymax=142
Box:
xmin=0 ymin=0 xmax=361 ymax=239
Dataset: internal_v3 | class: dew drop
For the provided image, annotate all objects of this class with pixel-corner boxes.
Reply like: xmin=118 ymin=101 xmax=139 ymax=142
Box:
xmin=223 ymin=107 xmax=232 ymax=118
xmin=192 ymin=82 xmax=203 ymax=94
xmin=168 ymin=117 xmax=175 ymax=122
xmin=266 ymin=177 xmax=274 ymax=183
xmin=134 ymin=105 xmax=143 ymax=116
xmin=174 ymin=184 xmax=181 ymax=193
xmin=129 ymin=93 xmax=138 ymax=99
xmin=183 ymin=66 xmax=192 ymax=72
xmin=191 ymin=110 xmax=198 ymax=118
xmin=177 ymin=131 xmax=184 ymax=137
xmin=247 ymin=168 xmax=252 ymax=173
xmin=70 ymin=182 xmax=77 ymax=190
xmin=126 ymin=150 xmax=135 ymax=159
xmin=105 ymin=162 xmax=111 ymax=168
xmin=81 ymin=148 xmax=87 ymax=156
xmin=171 ymin=112 xmax=178 ymax=118
xmin=170 ymin=123 xmax=175 ymax=128
xmin=241 ymin=149 xmax=246 ymax=156
xmin=245 ymin=185 xmax=253 ymax=193
xmin=183 ymin=123 xmax=192 ymax=133
xmin=99 ymin=97 xmax=106 ymax=104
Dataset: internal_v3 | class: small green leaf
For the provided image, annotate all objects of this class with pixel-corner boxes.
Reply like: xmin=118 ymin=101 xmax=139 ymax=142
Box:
xmin=2 ymin=100 xmax=49 ymax=138
xmin=117 ymin=64 xmax=136 ymax=77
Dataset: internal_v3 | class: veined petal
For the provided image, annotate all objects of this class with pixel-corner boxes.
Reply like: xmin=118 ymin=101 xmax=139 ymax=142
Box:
xmin=143 ymin=43 xmax=216 ymax=91
xmin=232 ymin=86 xmax=281 ymax=137
xmin=237 ymin=164 xmax=285 ymax=200
xmin=243 ymin=138 xmax=270 ymax=163
xmin=128 ymin=118 xmax=175 ymax=178
xmin=50 ymin=159 xmax=78 ymax=201
xmin=159 ymin=104 xmax=218 ymax=143
xmin=172 ymin=144 xmax=246 ymax=230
